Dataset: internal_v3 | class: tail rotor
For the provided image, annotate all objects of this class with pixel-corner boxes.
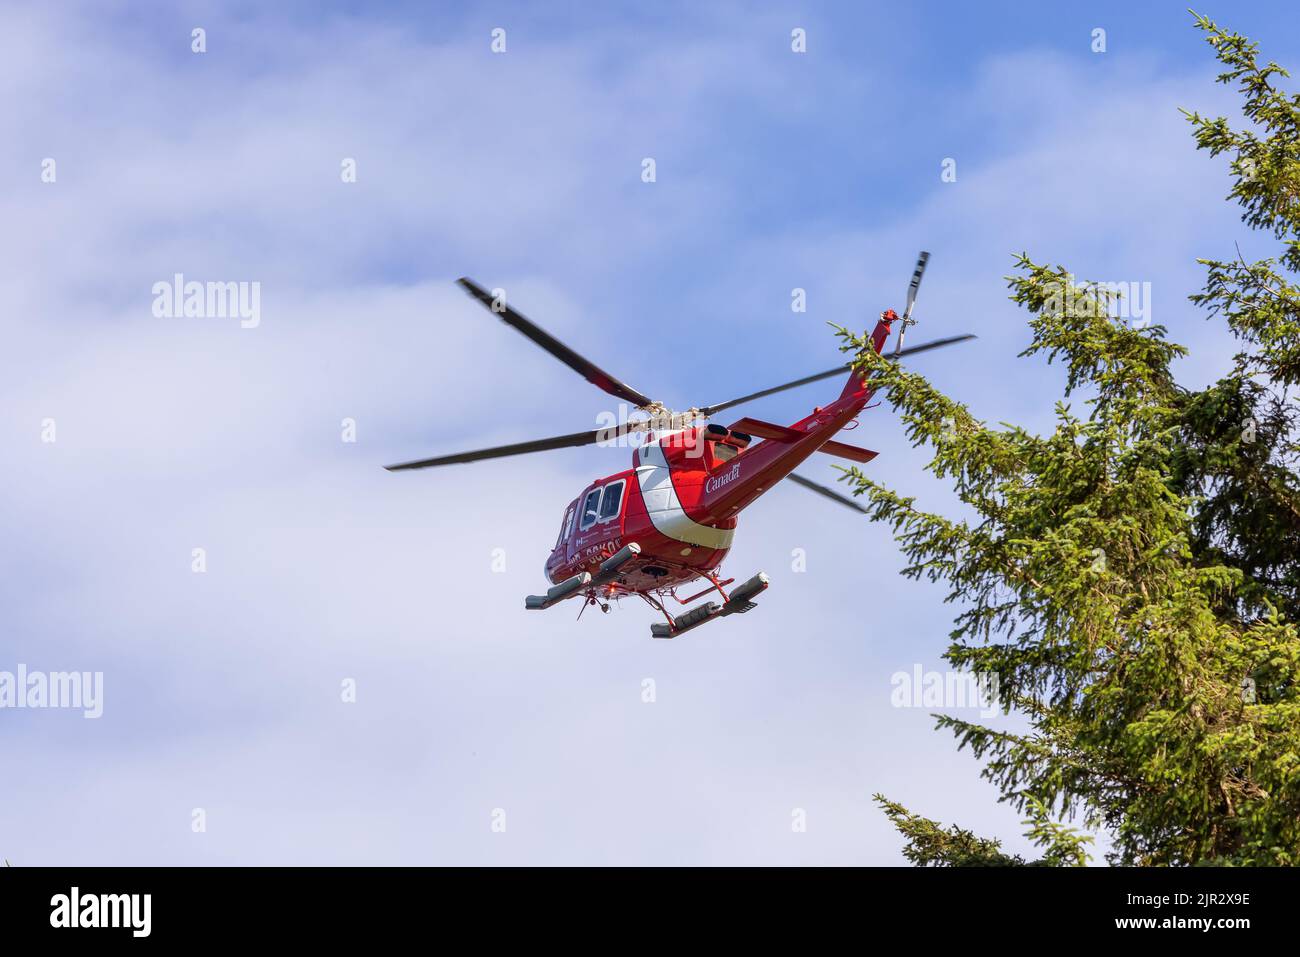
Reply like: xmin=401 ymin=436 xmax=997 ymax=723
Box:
xmin=894 ymin=250 xmax=930 ymax=357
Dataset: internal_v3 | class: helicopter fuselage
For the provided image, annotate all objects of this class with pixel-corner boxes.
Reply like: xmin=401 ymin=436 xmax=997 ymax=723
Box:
xmin=382 ymin=258 xmax=972 ymax=632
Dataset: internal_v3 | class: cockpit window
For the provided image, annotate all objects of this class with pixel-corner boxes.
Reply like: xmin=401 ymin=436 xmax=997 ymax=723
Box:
xmin=599 ymin=480 xmax=624 ymax=519
xmin=557 ymin=505 xmax=575 ymax=546
xmin=577 ymin=480 xmax=626 ymax=531
xmin=579 ymin=488 xmax=602 ymax=529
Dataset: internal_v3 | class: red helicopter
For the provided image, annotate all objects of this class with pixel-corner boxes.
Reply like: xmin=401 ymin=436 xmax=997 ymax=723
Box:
xmin=387 ymin=254 xmax=973 ymax=638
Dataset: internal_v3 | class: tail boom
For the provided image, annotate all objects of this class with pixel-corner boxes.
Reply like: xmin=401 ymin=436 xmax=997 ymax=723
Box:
xmin=840 ymin=310 xmax=896 ymax=399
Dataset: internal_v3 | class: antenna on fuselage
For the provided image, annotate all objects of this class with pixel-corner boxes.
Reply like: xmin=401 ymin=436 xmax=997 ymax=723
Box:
xmin=893 ymin=250 xmax=929 ymax=357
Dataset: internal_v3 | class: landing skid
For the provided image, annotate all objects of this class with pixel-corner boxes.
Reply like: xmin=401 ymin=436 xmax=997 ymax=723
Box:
xmin=524 ymin=543 xmax=641 ymax=610
xmin=649 ymin=572 xmax=769 ymax=639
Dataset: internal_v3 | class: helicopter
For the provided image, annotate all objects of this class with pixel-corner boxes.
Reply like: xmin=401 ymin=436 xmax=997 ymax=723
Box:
xmin=386 ymin=253 xmax=973 ymax=638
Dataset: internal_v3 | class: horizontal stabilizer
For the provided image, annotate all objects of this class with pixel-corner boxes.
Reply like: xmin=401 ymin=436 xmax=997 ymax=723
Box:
xmin=819 ymin=440 xmax=878 ymax=464
xmin=726 ymin=417 xmax=877 ymax=464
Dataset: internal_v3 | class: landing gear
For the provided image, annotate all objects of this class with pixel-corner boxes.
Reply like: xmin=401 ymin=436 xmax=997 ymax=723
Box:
xmin=648 ymin=572 xmax=770 ymax=639
xmin=525 ymin=543 xmax=640 ymax=611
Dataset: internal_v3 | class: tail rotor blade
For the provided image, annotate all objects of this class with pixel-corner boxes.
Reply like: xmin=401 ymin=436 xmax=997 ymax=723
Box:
xmin=903 ymin=250 xmax=930 ymax=322
xmin=895 ymin=250 xmax=930 ymax=357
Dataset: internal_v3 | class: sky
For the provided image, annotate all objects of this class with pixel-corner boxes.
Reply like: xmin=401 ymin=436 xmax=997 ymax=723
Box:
xmin=2 ymin=0 xmax=1299 ymax=865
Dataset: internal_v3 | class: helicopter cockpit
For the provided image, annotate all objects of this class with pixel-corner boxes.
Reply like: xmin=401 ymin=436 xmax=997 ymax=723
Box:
xmin=554 ymin=477 xmax=627 ymax=549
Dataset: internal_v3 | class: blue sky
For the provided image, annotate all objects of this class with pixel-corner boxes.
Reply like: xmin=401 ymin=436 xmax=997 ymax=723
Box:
xmin=3 ymin=1 xmax=1299 ymax=864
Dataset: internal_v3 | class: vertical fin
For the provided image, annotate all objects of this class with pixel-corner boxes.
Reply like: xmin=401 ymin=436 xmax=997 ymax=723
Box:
xmin=841 ymin=311 xmax=895 ymax=398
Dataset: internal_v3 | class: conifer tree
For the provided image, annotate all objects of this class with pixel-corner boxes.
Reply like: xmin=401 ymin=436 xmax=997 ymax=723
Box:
xmin=852 ymin=14 xmax=1300 ymax=866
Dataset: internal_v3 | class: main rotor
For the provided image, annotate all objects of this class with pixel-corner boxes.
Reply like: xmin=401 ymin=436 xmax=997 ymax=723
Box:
xmin=385 ymin=254 xmax=971 ymax=471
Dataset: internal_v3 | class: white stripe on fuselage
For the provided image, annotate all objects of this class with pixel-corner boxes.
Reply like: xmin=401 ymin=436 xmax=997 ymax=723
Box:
xmin=634 ymin=432 xmax=734 ymax=549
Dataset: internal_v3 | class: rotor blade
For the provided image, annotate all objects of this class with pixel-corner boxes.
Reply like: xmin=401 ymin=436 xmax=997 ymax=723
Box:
xmin=384 ymin=421 xmax=645 ymax=471
xmin=903 ymin=250 xmax=930 ymax=322
xmin=699 ymin=333 xmax=976 ymax=416
xmin=786 ymin=473 xmax=870 ymax=514
xmin=895 ymin=250 xmax=931 ymax=357
xmin=457 ymin=277 xmax=655 ymax=408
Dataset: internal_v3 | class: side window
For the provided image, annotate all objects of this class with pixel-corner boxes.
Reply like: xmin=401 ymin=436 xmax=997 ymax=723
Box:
xmin=579 ymin=489 xmax=602 ymax=530
xmin=598 ymin=480 xmax=624 ymax=521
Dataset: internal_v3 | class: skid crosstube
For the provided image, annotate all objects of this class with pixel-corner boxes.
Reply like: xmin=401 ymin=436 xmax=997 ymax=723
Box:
xmin=525 ymin=543 xmax=641 ymax=610
xmin=650 ymin=572 xmax=769 ymax=639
